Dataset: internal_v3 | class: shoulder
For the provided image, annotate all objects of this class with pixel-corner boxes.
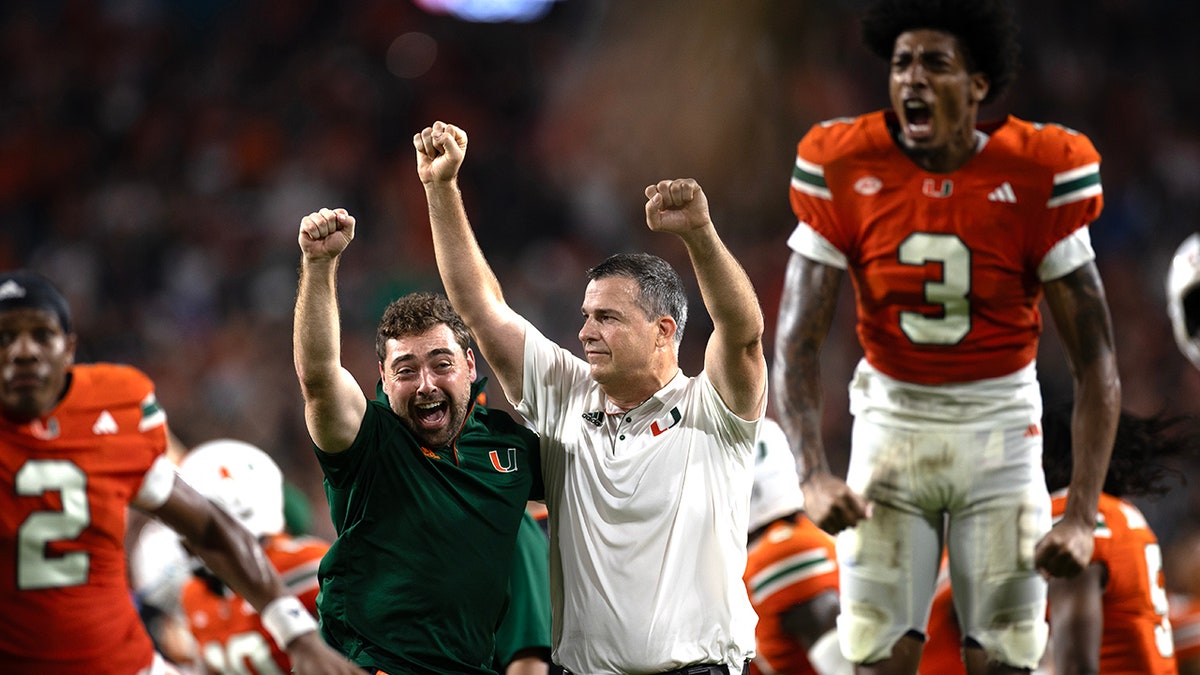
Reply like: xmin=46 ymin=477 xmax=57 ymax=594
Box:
xmin=71 ymin=362 xmax=156 ymax=400
xmin=991 ymin=116 xmax=1101 ymax=174
xmin=797 ymin=111 xmax=888 ymax=165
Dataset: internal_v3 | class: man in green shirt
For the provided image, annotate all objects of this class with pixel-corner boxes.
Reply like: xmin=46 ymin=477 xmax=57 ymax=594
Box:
xmin=293 ymin=206 xmax=542 ymax=674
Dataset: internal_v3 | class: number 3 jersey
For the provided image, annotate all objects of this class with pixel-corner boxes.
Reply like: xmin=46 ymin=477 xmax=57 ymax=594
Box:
xmin=788 ymin=111 xmax=1103 ymax=390
xmin=0 ymin=363 xmax=171 ymax=673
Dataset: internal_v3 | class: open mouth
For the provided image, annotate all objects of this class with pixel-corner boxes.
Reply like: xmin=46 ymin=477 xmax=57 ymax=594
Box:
xmin=903 ymin=99 xmax=933 ymax=140
xmin=414 ymin=400 xmax=448 ymax=428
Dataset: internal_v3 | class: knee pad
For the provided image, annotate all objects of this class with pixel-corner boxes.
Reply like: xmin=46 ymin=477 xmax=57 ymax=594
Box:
xmin=972 ymin=617 xmax=1048 ymax=670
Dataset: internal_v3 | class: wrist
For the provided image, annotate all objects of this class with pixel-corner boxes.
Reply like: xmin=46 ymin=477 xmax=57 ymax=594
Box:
xmin=260 ymin=595 xmax=318 ymax=649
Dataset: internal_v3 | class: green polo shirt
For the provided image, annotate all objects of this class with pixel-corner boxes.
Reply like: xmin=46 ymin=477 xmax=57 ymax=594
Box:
xmin=315 ymin=379 xmax=542 ymax=674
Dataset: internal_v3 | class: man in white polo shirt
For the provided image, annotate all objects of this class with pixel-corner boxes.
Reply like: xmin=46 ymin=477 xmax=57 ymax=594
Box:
xmin=414 ymin=121 xmax=767 ymax=675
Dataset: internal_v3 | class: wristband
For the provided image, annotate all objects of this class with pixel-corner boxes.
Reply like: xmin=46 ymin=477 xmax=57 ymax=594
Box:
xmin=261 ymin=595 xmax=318 ymax=648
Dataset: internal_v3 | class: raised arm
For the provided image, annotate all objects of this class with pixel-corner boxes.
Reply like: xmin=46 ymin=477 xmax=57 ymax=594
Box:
xmin=773 ymin=251 xmax=870 ymax=534
xmin=643 ymin=178 xmax=766 ymax=419
xmin=1036 ymin=261 xmax=1121 ymax=578
xmin=293 ymin=208 xmax=368 ymax=454
xmin=153 ymin=479 xmax=360 ymax=674
xmin=414 ymin=122 xmax=528 ymax=404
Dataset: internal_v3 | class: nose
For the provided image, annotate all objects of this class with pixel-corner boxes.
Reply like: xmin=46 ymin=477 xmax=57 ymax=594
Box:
xmin=7 ymin=332 xmax=41 ymax=360
xmin=578 ymin=316 xmax=597 ymax=344
xmin=415 ymin=367 xmax=438 ymax=394
xmin=895 ymin=61 xmax=928 ymax=89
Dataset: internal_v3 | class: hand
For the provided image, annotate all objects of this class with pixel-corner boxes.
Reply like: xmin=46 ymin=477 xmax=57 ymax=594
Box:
xmin=285 ymin=632 xmax=362 ymax=674
xmin=644 ymin=178 xmax=712 ymax=235
xmin=802 ymin=470 xmax=872 ymax=535
xmin=414 ymin=121 xmax=467 ymax=185
xmin=298 ymin=208 xmax=355 ymax=261
xmin=1034 ymin=518 xmax=1095 ymax=578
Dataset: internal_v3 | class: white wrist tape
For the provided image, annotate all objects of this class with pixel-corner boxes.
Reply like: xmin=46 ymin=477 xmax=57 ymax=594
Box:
xmin=260 ymin=595 xmax=318 ymax=648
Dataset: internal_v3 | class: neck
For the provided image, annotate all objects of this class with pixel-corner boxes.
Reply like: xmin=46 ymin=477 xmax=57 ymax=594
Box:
xmin=604 ymin=366 xmax=678 ymax=412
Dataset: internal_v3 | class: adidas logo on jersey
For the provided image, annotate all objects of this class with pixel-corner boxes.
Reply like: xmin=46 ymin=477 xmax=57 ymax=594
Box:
xmin=987 ymin=182 xmax=1017 ymax=203
xmin=92 ymin=410 xmax=119 ymax=435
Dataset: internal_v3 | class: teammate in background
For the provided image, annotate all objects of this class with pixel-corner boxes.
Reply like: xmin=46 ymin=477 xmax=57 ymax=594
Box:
xmin=0 ymin=269 xmax=358 ymax=674
xmin=1165 ymin=233 xmax=1200 ymax=675
xmin=494 ymin=509 xmax=554 ymax=675
xmin=176 ymin=439 xmax=329 ymax=675
xmin=1166 ymin=529 xmax=1200 ymax=675
xmin=744 ymin=418 xmax=850 ymax=675
xmin=294 ymin=210 xmax=542 ymax=673
xmin=416 ymin=121 xmax=767 ymax=675
xmin=773 ymin=0 xmax=1121 ymax=672
xmin=919 ymin=400 xmax=1195 ymax=674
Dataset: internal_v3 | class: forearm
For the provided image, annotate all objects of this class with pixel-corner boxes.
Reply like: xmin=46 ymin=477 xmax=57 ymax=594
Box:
xmin=1064 ymin=361 xmax=1120 ymax=523
xmin=680 ymin=225 xmax=764 ymax=345
xmin=774 ymin=254 xmax=841 ymax=475
xmin=425 ymin=179 xmax=507 ymax=323
xmin=188 ymin=507 xmax=285 ymax=610
xmin=293 ymin=257 xmax=343 ymax=390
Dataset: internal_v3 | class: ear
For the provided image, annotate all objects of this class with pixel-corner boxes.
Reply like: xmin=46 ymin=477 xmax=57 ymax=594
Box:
xmin=969 ymin=71 xmax=990 ymax=104
xmin=656 ymin=316 xmax=677 ymax=348
xmin=465 ymin=347 xmax=477 ymax=380
xmin=64 ymin=333 xmax=78 ymax=367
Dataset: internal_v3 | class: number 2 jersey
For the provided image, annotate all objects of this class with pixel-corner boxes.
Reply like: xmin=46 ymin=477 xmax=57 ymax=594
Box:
xmin=182 ymin=533 xmax=328 ymax=675
xmin=0 ymin=363 xmax=172 ymax=674
xmin=788 ymin=111 xmax=1103 ymax=391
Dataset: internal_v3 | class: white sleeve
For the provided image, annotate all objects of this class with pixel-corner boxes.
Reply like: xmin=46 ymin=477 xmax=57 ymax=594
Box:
xmin=132 ymin=455 xmax=178 ymax=510
xmin=1038 ymin=226 xmax=1095 ymax=281
xmin=787 ymin=221 xmax=848 ymax=270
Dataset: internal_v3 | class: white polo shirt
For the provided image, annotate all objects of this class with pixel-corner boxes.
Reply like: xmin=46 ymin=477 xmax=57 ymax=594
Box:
xmin=514 ymin=322 xmax=759 ymax=675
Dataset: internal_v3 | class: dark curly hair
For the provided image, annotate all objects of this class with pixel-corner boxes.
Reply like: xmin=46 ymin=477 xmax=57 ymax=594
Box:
xmin=861 ymin=0 xmax=1020 ymax=105
xmin=375 ymin=292 xmax=472 ymax=363
xmin=1041 ymin=399 xmax=1197 ymax=499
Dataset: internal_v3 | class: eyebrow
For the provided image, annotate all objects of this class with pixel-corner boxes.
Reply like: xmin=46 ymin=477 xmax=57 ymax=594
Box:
xmin=388 ymin=346 xmax=456 ymax=371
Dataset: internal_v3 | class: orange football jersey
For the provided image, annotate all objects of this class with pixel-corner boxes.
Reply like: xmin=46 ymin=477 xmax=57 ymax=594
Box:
xmin=1170 ymin=593 xmax=1200 ymax=666
xmin=790 ymin=112 xmax=1103 ymax=384
xmin=743 ymin=515 xmax=839 ymax=675
xmin=919 ymin=558 xmax=967 ymax=675
xmin=1052 ymin=491 xmax=1177 ymax=673
xmin=0 ymin=363 xmax=169 ymax=673
xmin=183 ymin=533 xmax=327 ymax=675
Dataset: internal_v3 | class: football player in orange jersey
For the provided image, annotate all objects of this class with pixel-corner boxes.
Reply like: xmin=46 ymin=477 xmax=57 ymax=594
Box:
xmin=0 ymin=269 xmax=359 ymax=675
xmin=1164 ymin=233 xmax=1200 ymax=675
xmin=773 ymin=0 xmax=1122 ymax=673
xmin=743 ymin=418 xmax=851 ymax=675
xmin=177 ymin=439 xmax=330 ymax=675
xmin=1166 ymin=529 xmax=1200 ymax=675
xmin=919 ymin=401 xmax=1195 ymax=674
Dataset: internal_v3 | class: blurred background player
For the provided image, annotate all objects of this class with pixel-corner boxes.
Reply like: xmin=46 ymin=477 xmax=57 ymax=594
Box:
xmin=773 ymin=0 xmax=1121 ymax=671
xmin=176 ymin=439 xmax=329 ymax=675
xmin=0 ymin=269 xmax=357 ymax=674
xmin=1166 ymin=528 xmax=1200 ymax=675
xmin=1166 ymin=234 xmax=1200 ymax=675
xmin=743 ymin=417 xmax=850 ymax=675
xmin=918 ymin=399 xmax=1197 ymax=674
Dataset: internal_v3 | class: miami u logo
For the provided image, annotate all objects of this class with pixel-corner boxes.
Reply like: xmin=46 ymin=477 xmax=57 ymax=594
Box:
xmin=922 ymin=178 xmax=953 ymax=198
xmin=651 ymin=407 xmax=682 ymax=436
xmin=489 ymin=448 xmax=518 ymax=473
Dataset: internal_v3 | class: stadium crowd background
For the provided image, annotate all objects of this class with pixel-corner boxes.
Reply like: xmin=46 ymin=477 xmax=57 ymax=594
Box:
xmin=4 ymin=0 xmax=1199 ymax=559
